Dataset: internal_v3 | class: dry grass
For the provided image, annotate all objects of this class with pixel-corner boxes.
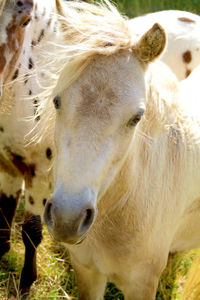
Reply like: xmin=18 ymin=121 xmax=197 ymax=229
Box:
xmin=1 ymin=201 xmax=200 ymax=299
xmin=0 ymin=201 xmax=77 ymax=300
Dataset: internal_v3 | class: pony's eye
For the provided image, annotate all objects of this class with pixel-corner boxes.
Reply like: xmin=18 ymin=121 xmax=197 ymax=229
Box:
xmin=127 ymin=113 xmax=143 ymax=127
xmin=53 ymin=95 xmax=61 ymax=109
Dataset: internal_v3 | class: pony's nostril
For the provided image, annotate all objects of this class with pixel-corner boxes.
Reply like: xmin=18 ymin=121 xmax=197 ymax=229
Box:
xmin=78 ymin=208 xmax=95 ymax=235
xmin=83 ymin=209 xmax=93 ymax=227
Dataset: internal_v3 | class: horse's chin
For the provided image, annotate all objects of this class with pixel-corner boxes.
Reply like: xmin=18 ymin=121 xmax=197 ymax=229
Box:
xmin=74 ymin=232 xmax=88 ymax=245
xmin=51 ymin=231 xmax=88 ymax=246
xmin=75 ymin=238 xmax=85 ymax=245
xmin=60 ymin=237 xmax=86 ymax=246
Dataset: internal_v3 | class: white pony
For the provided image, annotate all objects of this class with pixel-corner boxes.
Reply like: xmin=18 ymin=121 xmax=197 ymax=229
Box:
xmin=39 ymin=1 xmax=200 ymax=299
xmin=1 ymin=0 xmax=200 ymax=297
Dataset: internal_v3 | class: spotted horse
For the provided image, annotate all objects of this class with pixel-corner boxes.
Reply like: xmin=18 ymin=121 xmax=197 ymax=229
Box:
xmin=0 ymin=0 xmax=60 ymax=296
xmin=1 ymin=0 xmax=200 ymax=297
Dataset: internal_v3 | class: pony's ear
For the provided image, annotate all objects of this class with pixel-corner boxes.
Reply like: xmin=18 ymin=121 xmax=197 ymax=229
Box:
xmin=56 ymin=0 xmax=64 ymax=14
xmin=134 ymin=23 xmax=166 ymax=64
xmin=55 ymin=0 xmax=68 ymax=32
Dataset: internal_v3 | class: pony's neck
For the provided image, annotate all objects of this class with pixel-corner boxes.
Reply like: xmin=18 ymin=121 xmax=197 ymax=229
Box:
xmin=98 ymin=151 xmax=136 ymax=216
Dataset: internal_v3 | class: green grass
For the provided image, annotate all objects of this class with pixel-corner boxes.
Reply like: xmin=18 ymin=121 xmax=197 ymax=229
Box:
xmin=115 ymin=0 xmax=200 ymax=18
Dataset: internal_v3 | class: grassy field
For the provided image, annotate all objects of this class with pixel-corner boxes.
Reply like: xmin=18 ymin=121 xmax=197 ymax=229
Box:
xmin=0 ymin=201 xmax=196 ymax=300
xmin=1 ymin=0 xmax=200 ymax=299
xmin=1 ymin=202 xmax=200 ymax=300
xmin=116 ymin=0 xmax=200 ymax=17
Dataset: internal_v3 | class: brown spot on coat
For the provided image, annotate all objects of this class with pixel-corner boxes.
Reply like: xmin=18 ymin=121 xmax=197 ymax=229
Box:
xmin=29 ymin=196 xmax=34 ymax=205
xmin=35 ymin=115 xmax=41 ymax=121
xmin=0 ymin=44 xmax=6 ymax=73
xmin=46 ymin=148 xmax=52 ymax=160
xmin=24 ymin=73 xmax=29 ymax=84
xmin=38 ymin=29 xmax=45 ymax=43
xmin=183 ymin=51 xmax=192 ymax=63
xmin=31 ymin=40 xmax=36 ymax=47
xmin=12 ymin=69 xmax=19 ymax=80
xmin=0 ymin=153 xmax=19 ymax=177
xmin=43 ymin=198 xmax=47 ymax=206
xmin=185 ymin=69 xmax=191 ymax=78
xmin=47 ymin=18 xmax=52 ymax=27
xmin=178 ymin=17 xmax=196 ymax=23
xmin=28 ymin=57 xmax=34 ymax=69
xmin=21 ymin=17 xmax=31 ymax=27
xmin=9 ymin=152 xmax=35 ymax=187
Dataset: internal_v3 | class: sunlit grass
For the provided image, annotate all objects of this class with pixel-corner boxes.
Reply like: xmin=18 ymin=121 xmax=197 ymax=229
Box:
xmin=0 ymin=204 xmax=200 ymax=299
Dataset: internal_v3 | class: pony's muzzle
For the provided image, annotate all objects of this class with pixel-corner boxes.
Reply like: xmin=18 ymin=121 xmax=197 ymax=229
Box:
xmin=44 ymin=187 xmax=97 ymax=244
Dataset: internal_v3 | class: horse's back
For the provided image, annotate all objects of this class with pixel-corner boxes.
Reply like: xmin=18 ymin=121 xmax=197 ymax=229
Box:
xmin=178 ymin=65 xmax=200 ymax=119
xmin=129 ymin=10 xmax=200 ymax=80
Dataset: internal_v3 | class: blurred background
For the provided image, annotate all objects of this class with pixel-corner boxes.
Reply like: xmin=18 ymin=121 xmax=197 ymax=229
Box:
xmin=108 ymin=0 xmax=200 ymax=17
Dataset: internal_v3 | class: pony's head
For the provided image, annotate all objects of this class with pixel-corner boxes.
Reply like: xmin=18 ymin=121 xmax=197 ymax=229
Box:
xmin=44 ymin=1 xmax=166 ymax=245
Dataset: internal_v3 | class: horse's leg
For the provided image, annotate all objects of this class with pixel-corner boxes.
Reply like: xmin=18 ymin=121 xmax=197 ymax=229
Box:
xmin=20 ymin=174 xmax=52 ymax=296
xmin=20 ymin=212 xmax=42 ymax=297
xmin=120 ymin=255 xmax=168 ymax=300
xmin=71 ymin=258 xmax=107 ymax=300
xmin=0 ymin=173 xmax=23 ymax=258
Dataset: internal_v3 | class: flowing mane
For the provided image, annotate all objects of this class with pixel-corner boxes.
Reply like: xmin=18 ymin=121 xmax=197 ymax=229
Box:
xmin=53 ymin=0 xmax=134 ymax=90
xmin=37 ymin=0 xmax=139 ymax=128
xmin=0 ymin=0 xmax=6 ymax=16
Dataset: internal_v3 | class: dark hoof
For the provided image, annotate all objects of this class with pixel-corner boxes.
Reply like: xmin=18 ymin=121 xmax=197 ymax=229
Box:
xmin=19 ymin=269 xmax=37 ymax=298
xmin=20 ymin=288 xmax=30 ymax=300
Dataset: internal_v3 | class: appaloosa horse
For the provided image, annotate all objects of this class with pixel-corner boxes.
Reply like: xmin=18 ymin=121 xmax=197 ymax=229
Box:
xmin=1 ymin=0 xmax=200 ymax=297
xmin=38 ymin=1 xmax=200 ymax=299
xmin=0 ymin=0 xmax=59 ymax=295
